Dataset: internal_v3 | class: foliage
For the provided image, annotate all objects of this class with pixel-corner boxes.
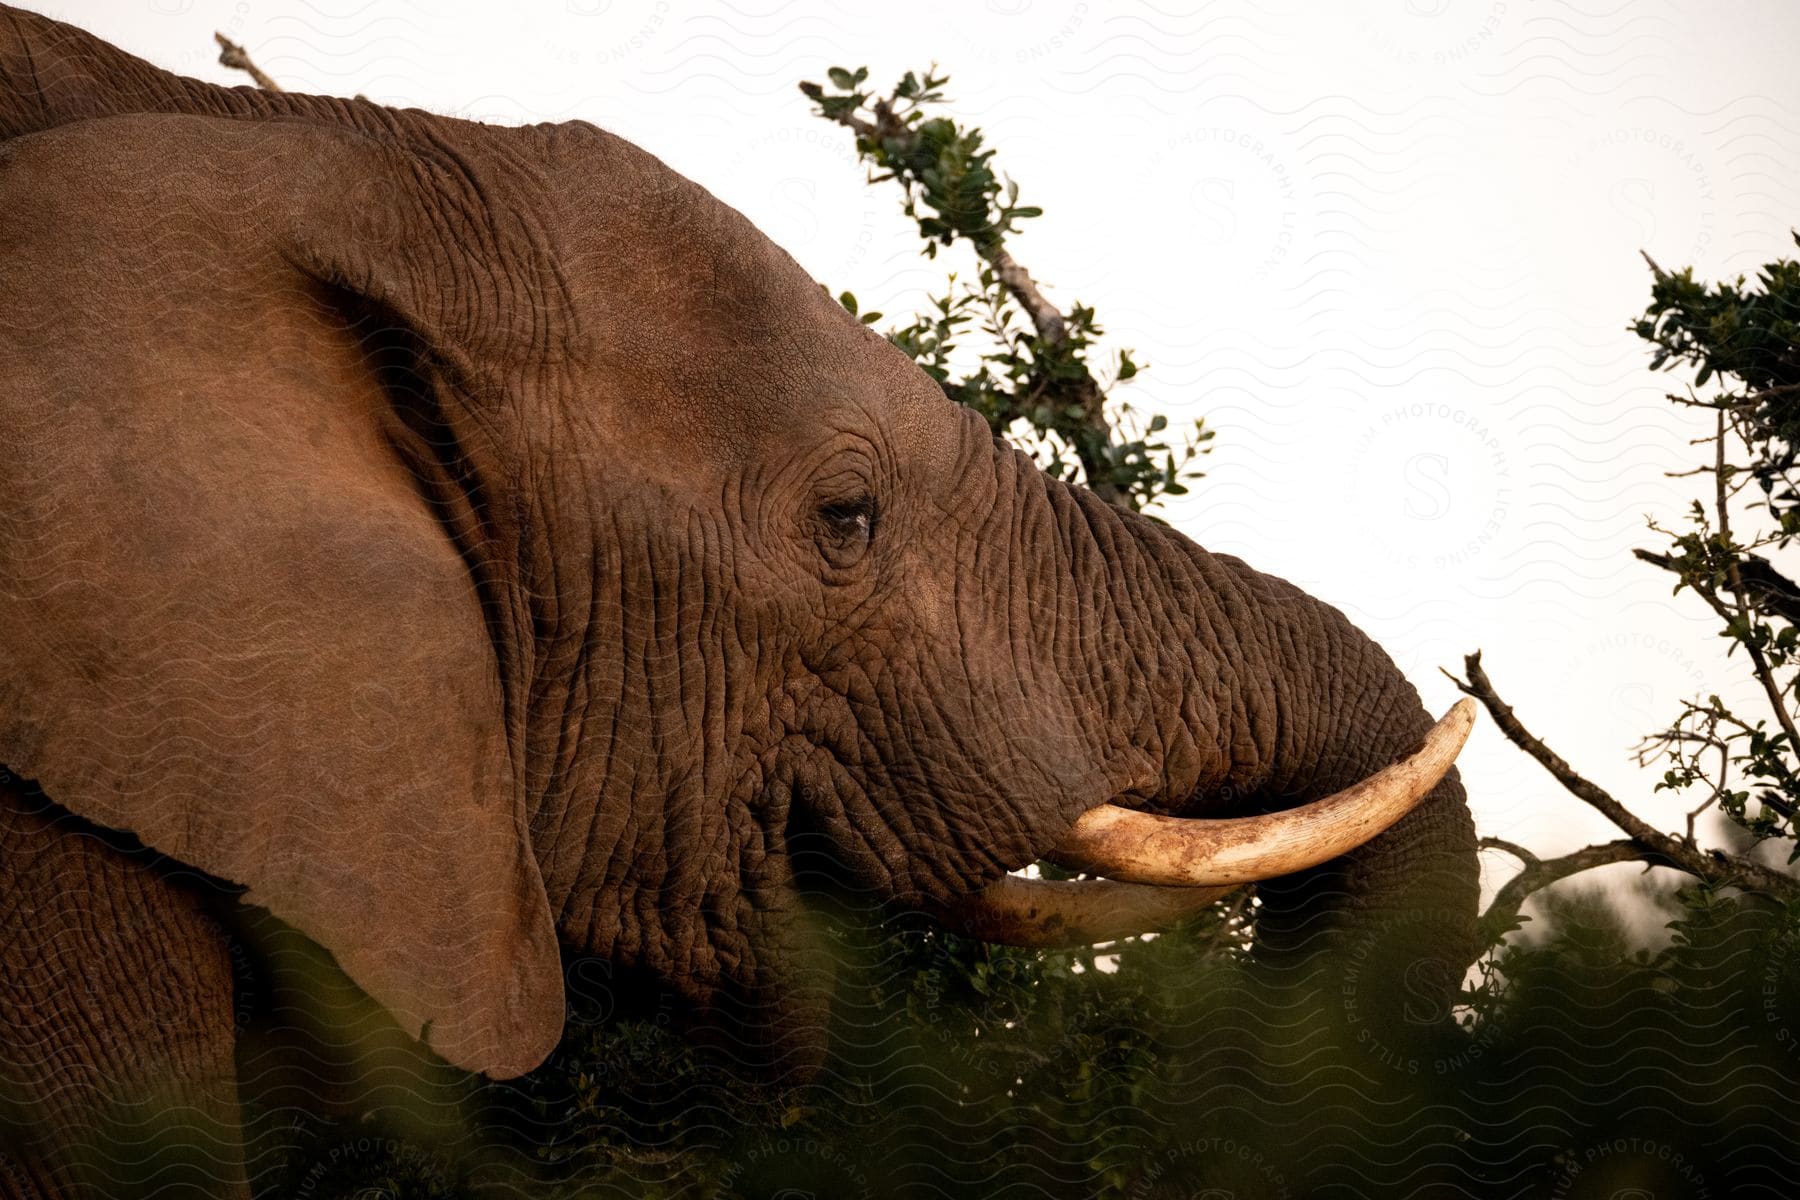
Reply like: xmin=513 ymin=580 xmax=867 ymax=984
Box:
xmin=1632 ymin=237 xmax=1800 ymax=857
xmin=802 ymin=66 xmax=1211 ymax=513
xmin=258 ymin=885 xmax=1800 ymax=1198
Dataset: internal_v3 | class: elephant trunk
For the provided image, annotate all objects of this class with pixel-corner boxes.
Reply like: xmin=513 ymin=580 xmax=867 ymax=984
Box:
xmin=968 ymin=467 xmax=1480 ymax=1010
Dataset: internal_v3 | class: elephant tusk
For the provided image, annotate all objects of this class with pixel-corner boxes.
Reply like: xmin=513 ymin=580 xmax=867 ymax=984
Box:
xmin=945 ymin=875 xmax=1239 ymax=948
xmin=941 ymin=701 xmax=1473 ymax=947
xmin=1048 ymin=699 xmax=1478 ymax=888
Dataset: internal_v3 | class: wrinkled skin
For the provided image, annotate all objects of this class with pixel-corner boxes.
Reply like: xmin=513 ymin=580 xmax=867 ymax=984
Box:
xmin=0 ymin=8 xmax=1477 ymax=1196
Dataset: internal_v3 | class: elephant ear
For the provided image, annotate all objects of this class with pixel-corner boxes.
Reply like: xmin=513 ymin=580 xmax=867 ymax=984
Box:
xmin=0 ymin=110 xmax=566 ymax=1077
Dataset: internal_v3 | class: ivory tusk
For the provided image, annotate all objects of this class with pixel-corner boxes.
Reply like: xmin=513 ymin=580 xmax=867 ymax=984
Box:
xmin=1048 ymin=699 xmax=1478 ymax=888
xmin=945 ymin=874 xmax=1239 ymax=948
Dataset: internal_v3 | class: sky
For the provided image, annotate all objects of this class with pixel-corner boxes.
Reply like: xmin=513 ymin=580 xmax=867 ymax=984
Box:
xmin=41 ymin=0 xmax=1800 ymax=910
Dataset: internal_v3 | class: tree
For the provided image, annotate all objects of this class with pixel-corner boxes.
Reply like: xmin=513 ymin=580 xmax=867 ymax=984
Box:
xmin=800 ymin=65 xmax=1211 ymax=514
xmin=1450 ymin=240 xmax=1800 ymax=940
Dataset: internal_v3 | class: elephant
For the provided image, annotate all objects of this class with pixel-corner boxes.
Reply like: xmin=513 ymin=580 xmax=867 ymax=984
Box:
xmin=0 ymin=7 xmax=1479 ymax=1196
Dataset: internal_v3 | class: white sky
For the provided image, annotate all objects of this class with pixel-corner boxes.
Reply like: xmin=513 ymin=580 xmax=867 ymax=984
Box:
xmin=47 ymin=1 xmax=1800 ymax=907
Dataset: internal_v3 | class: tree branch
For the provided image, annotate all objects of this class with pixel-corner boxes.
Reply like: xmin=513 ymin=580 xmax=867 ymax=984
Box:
xmin=831 ymin=100 xmax=1072 ymax=347
xmin=1635 ymin=547 xmax=1800 ymax=628
xmin=1737 ymin=555 xmax=1800 ymax=625
xmin=1713 ymin=411 xmax=1800 ymax=753
xmin=1478 ymin=835 xmax=1539 ymax=866
xmin=1478 ymin=839 xmax=1664 ymax=942
xmin=987 ymin=244 xmax=1066 ymax=344
xmin=214 ymin=33 xmax=282 ymax=93
xmin=1445 ymin=651 xmax=1800 ymax=900
xmin=805 ymin=86 xmax=1121 ymax=505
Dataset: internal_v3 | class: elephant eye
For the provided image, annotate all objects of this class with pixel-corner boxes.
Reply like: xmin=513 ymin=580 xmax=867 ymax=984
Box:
xmin=815 ymin=494 xmax=877 ymax=566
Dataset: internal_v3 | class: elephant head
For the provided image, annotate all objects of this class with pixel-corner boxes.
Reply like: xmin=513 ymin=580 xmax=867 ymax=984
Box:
xmin=0 ymin=7 xmax=1478 ymax=1080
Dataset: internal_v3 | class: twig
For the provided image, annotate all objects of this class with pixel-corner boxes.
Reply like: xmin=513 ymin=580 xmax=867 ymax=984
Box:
xmin=214 ymin=32 xmax=282 ymax=93
xmin=1445 ymin=651 xmax=1800 ymax=900
xmin=1686 ymin=741 xmax=1729 ymax=842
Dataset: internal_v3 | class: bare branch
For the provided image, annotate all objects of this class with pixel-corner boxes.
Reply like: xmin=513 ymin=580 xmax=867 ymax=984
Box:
xmin=214 ymin=33 xmax=283 ymax=93
xmin=1449 ymin=653 xmax=1668 ymax=845
xmin=1479 ymin=840 xmax=1662 ymax=942
xmin=1445 ymin=651 xmax=1800 ymax=900
xmin=1479 ymin=836 xmax=1540 ymax=867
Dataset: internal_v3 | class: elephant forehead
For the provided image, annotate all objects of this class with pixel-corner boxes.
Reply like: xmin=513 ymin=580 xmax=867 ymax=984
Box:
xmin=540 ymin=128 xmax=954 ymax=477
xmin=553 ymin=320 xmax=957 ymax=506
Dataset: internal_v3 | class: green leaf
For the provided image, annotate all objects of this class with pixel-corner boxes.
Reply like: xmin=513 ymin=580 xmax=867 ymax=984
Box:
xmin=827 ymin=66 xmax=856 ymax=90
